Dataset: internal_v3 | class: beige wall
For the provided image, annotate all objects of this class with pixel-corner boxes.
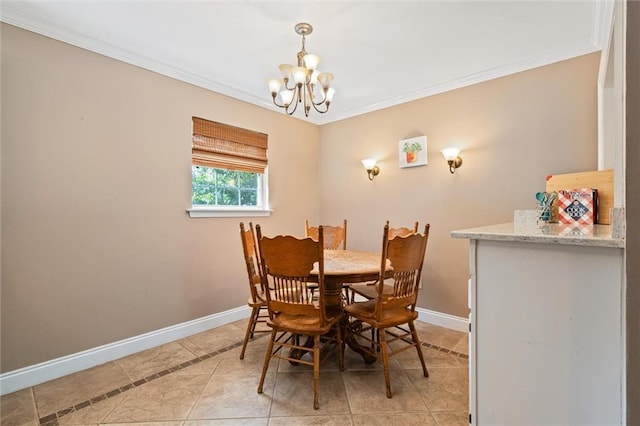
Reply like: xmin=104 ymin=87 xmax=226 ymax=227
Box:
xmin=1 ymin=23 xmax=602 ymax=373
xmin=0 ymin=24 xmax=320 ymax=372
xmin=318 ymin=52 xmax=600 ymax=317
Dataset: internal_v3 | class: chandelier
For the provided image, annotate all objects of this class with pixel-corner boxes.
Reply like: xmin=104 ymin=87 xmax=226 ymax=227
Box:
xmin=267 ymin=23 xmax=335 ymax=117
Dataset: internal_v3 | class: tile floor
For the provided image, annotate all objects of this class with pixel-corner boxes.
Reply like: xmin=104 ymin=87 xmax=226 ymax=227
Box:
xmin=1 ymin=319 xmax=469 ymax=426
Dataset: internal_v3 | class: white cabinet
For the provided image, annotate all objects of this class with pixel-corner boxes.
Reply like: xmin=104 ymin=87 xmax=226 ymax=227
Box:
xmin=453 ymin=223 xmax=625 ymax=425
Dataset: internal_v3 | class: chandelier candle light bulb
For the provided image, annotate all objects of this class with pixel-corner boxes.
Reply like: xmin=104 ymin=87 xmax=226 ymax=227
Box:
xmin=267 ymin=22 xmax=335 ymax=117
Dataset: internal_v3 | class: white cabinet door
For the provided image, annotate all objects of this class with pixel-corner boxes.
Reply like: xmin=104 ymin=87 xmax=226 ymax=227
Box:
xmin=471 ymin=239 xmax=623 ymax=425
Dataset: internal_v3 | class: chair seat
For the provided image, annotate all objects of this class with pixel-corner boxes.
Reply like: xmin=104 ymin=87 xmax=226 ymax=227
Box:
xmin=344 ymin=299 xmax=418 ymax=328
xmin=247 ymin=295 xmax=266 ymax=308
xmin=349 ymin=282 xmax=393 ymax=301
xmin=268 ymin=311 xmax=341 ymax=335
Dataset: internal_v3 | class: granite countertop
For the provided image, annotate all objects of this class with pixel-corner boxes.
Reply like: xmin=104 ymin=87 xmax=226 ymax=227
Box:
xmin=451 ymin=222 xmax=625 ymax=248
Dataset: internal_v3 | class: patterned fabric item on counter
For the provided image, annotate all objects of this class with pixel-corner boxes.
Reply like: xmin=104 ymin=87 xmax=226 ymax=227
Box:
xmin=557 ymin=188 xmax=598 ymax=225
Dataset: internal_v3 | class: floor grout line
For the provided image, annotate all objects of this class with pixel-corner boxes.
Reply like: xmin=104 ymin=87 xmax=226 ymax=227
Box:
xmin=37 ymin=337 xmax=262 ymax=426
xmin=421 ymin=341 xmax=469 ymax=359
xmin=36 ymin=332 xmax=466 ymax=426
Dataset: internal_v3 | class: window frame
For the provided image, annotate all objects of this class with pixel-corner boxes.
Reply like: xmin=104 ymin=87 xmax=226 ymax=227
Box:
xmin=187 ymin=167 xmax=271 ymax=218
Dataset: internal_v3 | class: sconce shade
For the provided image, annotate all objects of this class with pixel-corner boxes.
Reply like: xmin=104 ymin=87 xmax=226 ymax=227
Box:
xmin=441 ymin=147 xmax=463 ymax=174
xmin=361 ymin=158 xmax=380 ymax=181
xmin=441 ymin=147 xmax=461 ymax=161
xmin=361 ymin=158 xmax=377 ymax=169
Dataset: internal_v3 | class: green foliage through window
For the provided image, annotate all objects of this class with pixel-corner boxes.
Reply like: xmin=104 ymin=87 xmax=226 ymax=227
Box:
xmin=192 ymin=166 xmax=260 ymax=206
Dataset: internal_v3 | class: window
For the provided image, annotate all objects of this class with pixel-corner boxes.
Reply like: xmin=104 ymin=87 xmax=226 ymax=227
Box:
xmin=192 ymin=166 xmax=261 ymax=206
xmin=188 ymin=117 xmax=270 ymax=218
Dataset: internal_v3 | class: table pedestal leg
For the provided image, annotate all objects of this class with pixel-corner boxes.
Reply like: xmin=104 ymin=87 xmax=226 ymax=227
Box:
xmin=343 ymin=316 xmax=377 ymax=364
xmin=325 ymin=279 xmax=377 ymax=364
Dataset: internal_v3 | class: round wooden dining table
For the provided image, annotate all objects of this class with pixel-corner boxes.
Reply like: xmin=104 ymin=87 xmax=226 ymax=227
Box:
xmin=321 ymin=249 xmax=384 ymax=305
xmin=310 ymin=249 xmax=391 ymax=363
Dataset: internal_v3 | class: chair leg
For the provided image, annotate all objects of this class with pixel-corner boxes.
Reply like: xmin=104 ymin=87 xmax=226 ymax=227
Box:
xmin=367 ymin=327 xmax=381 ymax=352
xmin=370 ymin=327 xmax=376 ymax=351
xmin=240 ymin=306 xmax=259 ymax=360
xmin=336 ymin=323 xmax=345 ymax=371
xmin=379 ymin=328 xmax=393 ymax=398
xmin=313 ymin=334 xmax=321 ymax=410
xmin=250 ymin=306 xmax=263 ymax=337
xmin=257 ymin=328 xmax=277 ymax=394
xmin=409 ymin=321 xmax=429 ymax=377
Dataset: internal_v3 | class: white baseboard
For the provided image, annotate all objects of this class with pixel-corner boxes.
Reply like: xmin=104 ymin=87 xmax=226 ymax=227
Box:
xmin=0 ymin=306 xmax=250 ymax=396
xmin=0 ymin=305 xmax=467 ymax=396
xmin=416 ymin=307 xmax=469 ymax=333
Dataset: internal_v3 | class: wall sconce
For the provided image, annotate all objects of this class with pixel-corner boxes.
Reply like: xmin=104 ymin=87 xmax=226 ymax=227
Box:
xmin=361 ymin=158 xmax=380 ymax=180
xmin=441 ymin=148 xmax=463 ymax=174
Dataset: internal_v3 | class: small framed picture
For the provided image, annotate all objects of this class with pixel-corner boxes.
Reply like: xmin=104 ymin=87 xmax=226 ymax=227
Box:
xmin=399 ymin=135 xmax=427 ymax=168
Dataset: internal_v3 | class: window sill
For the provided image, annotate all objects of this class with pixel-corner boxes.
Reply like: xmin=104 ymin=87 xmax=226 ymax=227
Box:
xmin=187 ymin=207 xmax=273 ymax=218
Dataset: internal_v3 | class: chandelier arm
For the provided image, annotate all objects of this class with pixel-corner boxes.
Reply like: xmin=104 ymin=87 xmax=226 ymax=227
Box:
xmin=306 ymin=83 xmax=325 ymax=106
xmin=283 ymin=80 xmax=297 ymax=91
xmin=305 ymin=83 xmax=329 ymax=113
xmin=312 ymin=99 xmax=328 ymax=107
xmin=286 ymin=103 xmax=298 ymax=115
xmin=311 ymin=91 xmax=329 ymax=107
xmin=310 ymin=100 xmax=329 ymax=114
xmin=271 ymin=91 xmax=300 ymax=115
xmin=285 ymin=101 xmax=298 ymax=115
xmin=271 ymin=96 xmax=287 ymax=108
xmin=284 ymin=89 xmax=301 ymax=115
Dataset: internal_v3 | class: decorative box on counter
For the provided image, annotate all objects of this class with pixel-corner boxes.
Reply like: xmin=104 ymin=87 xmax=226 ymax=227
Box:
xmin=546 ymin=169 xmax=613 ymax=224
xmin=557 ymin=188 xmax=597 ymax=225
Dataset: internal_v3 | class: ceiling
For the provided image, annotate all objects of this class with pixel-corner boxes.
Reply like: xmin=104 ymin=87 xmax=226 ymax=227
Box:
xmin=1 ymin=1 xmax=611 ymax=125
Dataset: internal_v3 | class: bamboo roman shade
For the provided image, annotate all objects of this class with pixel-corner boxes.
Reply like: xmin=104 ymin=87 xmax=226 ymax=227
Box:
xmin=192 ymin=117 xmax=268 ymax=174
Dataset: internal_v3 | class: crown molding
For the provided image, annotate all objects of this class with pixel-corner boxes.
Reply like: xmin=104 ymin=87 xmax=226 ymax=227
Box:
xmin=1 ymin=2 xmax=604 ymax=126
xmin=314 ymin=45 xmax=601 ymax=125
xmin=0 ymin=6 xmax=272 ymax=109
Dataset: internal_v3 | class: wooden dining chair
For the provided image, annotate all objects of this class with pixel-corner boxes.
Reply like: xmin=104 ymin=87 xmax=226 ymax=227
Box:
xmin=305 ymin=219 xmax=348 ymax=300
xmin=255 ymin=225 xmax=345 ymax=410
xmin=344 ymin=223 xmax=430 ymax=398
xmin=305 ymin=219 xmax=347 ymax=250
xmin=239 ymin=222 xmax=270 ymax=360
xmin=387 ymin=220 xmax=419 ymax=239
xmin=349 ymin=220 xmax=420 ymax=303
